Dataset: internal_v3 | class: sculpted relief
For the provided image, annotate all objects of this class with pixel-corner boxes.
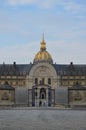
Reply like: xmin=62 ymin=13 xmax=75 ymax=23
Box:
xmin=34 ymin=66 xmax=52 ymax=77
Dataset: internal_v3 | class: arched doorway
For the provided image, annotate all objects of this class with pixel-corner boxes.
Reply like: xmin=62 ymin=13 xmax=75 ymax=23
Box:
xmin=39 ymin=88 xmax=46 ymax=106
xmin=40 ymin=88 xmax=46 ymax=99
xmin=28 ymin=85 xmax=55 ymax=107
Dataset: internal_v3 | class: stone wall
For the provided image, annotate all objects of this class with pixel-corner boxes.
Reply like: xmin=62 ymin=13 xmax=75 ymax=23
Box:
xmin=55 ymin=87 xmax=68 ymax=106
xmin=15 ymin=87 xmax=28 ymax=105
xmin=0 ymin=90 xmax=15 ymax=105
xmin=68 ymin=90 xmax=86 ymax=105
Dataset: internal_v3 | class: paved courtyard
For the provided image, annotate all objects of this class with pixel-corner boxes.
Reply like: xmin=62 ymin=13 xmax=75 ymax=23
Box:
xmin=0 ymin=108 xmax=86 ymax=130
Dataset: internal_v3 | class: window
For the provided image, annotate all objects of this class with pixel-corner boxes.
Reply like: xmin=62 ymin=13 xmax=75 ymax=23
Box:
xmin=35 ymin=78 xmax=38 ymax=84
xmin=42 ymin=78 xmax=45 ymax=84
xmin=4 ymin=81 xmax=9 ymax=85
xmin=48 ymin=78 xmax=51 ymax=85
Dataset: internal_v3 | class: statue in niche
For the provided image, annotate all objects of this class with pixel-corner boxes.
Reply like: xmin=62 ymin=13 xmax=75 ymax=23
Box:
xmin=74 ymin=91 xmax=82 ymax=101
xmin=1 ymin=92 xmax=9 ymax=100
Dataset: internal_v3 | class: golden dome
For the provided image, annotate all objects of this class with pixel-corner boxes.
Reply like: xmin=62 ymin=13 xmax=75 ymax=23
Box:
xmin=33 ymin=35 xmax=53 ymax=63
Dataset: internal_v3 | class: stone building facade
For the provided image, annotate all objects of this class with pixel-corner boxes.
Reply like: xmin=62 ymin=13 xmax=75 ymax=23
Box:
xmin=0 ymin=82 xmax=15 ymax=105
xmin=0 ymin=37 xmax=86 ymax=107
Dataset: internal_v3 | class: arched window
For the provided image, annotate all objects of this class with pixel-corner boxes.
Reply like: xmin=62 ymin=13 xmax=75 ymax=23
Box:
xmin=35 ymin=78 xmax=38 ymax=84
xmin=42 ymin=78 xmax=45 ymax=84
xmin=40 ymin=78 xmax=45 ymax=85
xmin=48 ymin=78 xmax=51 ymax=85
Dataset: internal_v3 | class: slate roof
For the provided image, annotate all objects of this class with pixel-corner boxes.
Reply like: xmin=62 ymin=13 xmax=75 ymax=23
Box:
xmin=53 ymin=63 xmax=86 ymax=76
xmin=0 ymin=63 xmax=33 ymax=76
xmin=0 ymin=83 xmax=15 ymax=90
xmin=0 ymin=62 xmax=86 ymax=76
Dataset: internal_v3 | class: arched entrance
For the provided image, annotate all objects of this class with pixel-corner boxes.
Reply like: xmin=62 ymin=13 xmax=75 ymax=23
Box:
xmin=40 ymin=88 xmax=46 ymax=99
xmin=28 ymin=85 xmax=55 ymax=107
xmin=39 ymin=88 xmax=46 ymax=106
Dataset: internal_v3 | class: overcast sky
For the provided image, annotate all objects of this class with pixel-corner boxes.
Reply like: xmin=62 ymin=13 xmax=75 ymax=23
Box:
xmin=0 ymin=0 xmax=86 ymax=64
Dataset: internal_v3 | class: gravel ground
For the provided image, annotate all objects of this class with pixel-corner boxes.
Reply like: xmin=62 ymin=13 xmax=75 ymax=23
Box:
xmin=0 ymin=109 xmax=86 ymax=130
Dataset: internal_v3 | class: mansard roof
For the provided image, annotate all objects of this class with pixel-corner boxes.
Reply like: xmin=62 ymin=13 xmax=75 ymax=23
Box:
xmin=0 ymin=63 xmax=33 ymax=76
xmin=0 ymin=62 xmax=86 ymax=76
xmin=53 ymin=63 xmax=86 ymax=76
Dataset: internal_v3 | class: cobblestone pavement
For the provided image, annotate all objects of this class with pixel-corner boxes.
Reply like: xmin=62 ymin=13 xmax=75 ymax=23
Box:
xmin=0 ymin=108 xmax=86 ymax=130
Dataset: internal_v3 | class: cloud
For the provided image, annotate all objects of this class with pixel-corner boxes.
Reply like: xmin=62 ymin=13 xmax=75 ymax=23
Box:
xmin=5 ymin=0 xmax=57 ymax=9
xmin=0 ymin=42 xmax=38 ymax=64
xmin=6 ymin=0 xmax=85 ymax=9
xmin=7 ymin=0 xmax=36 ymax=5
xmin=47 ymin=40 xmax=86 ymax=64
xmin=5 ymin=0 xmax=86 ymax=16
xmin=0 ymin=39 xmax=86 ymax=64
xmin=0 ymin=0 xmax=86 ymax=64
xmin=62 ymin=1 xmax=85 ymax=14
xmin=0 ymin=12 xmax=32 ymax=39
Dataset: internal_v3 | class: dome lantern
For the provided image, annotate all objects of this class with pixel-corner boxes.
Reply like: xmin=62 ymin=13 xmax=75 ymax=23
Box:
xmin=40 ymin=34 xmax=46 ymax=51
xmin=33 ymin=35 xmax=53 ymax=64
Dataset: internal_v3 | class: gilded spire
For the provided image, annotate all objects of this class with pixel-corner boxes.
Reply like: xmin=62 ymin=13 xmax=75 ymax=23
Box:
xmin=40 ymin=33 xmax=46 ymax=51
xmin=33 ymin=34 xmax=53 ymax=63
xmin=42 ymin=33 xmax=44 ymax=42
